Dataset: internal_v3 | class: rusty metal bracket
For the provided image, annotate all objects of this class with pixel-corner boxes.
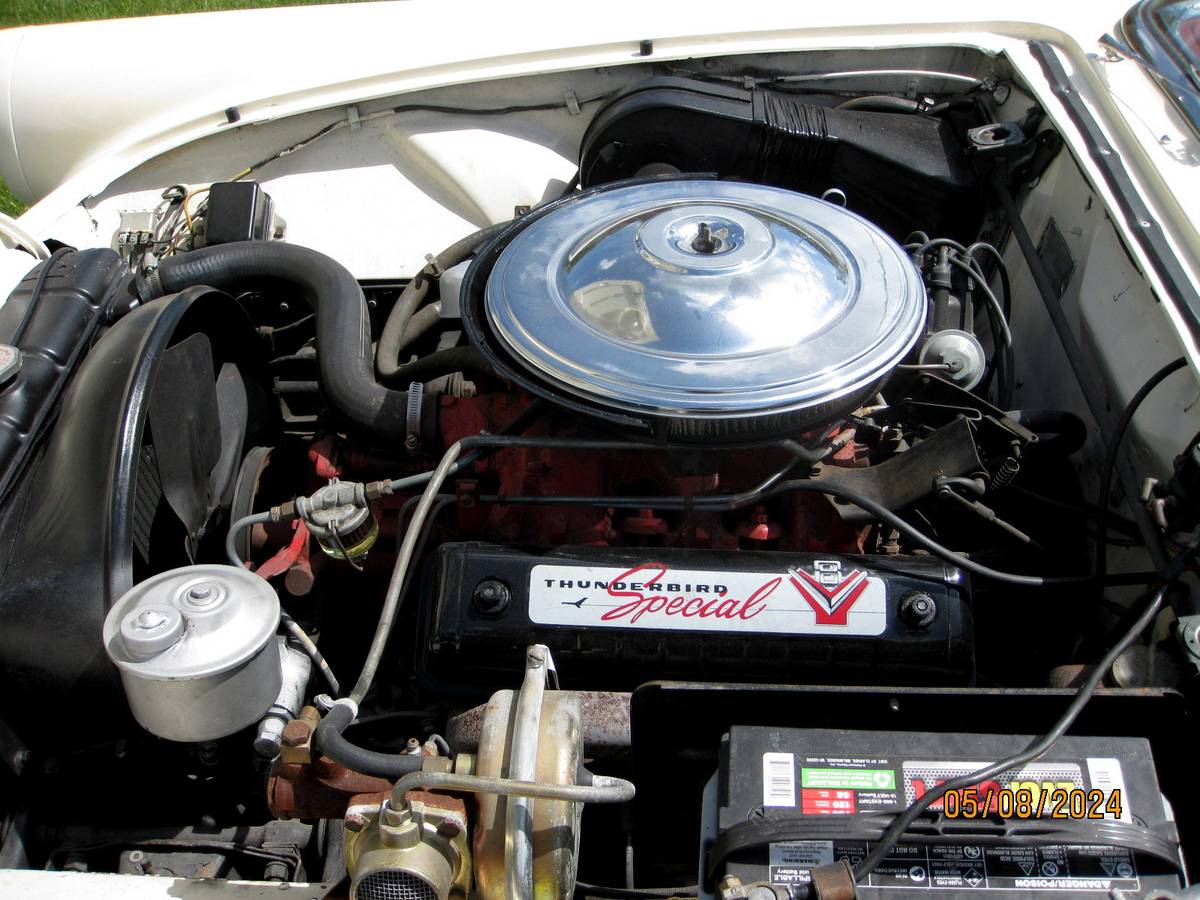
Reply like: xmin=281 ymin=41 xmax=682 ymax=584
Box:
xmin=811 ymin=859 xmax=858 ymax=899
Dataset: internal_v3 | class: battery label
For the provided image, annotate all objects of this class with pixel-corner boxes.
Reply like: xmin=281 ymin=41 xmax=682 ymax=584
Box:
xmin=767 ymin=840 xmax=1140 ymax=892
xmin=769 ymin=840 xmax=833 ymax=885
xmin=767 ymin=754 xmax=902 ymax=815
xmin=762 ymin=753 xmax=796 ymax=807
xmin=803 ymin=767 xmax=897 ymax=790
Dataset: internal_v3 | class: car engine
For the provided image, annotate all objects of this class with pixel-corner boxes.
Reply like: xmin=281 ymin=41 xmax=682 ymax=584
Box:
xmin=0 ymin=65 xmax=1195 ymax=900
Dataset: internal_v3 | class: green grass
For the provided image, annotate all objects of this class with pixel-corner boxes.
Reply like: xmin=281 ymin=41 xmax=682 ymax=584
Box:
xmin=0 ymin=1 xmax=359 ymax=28
xmin=0 ymin=179 xmax=24 ymax=218
xmin=0 ymin=1 xmax=362 ymax=216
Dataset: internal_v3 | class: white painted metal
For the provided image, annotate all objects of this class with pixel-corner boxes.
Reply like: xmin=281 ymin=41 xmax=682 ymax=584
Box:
xmin=0 ymin=1 xmax=1128 ymax=204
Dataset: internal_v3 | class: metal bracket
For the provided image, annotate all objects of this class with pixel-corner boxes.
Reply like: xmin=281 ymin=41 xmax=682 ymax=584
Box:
xmin=815 ymin=418 xmax=983 ymax=522
xmin=965 ymin=121 xmax=1027 ymax=156
xmin=811 ymin=859 xmax=858 ymax=899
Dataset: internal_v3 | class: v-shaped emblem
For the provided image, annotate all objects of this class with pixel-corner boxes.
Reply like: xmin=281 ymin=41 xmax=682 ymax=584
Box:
xmin=787 ymin=567 xmax=870 ymax=626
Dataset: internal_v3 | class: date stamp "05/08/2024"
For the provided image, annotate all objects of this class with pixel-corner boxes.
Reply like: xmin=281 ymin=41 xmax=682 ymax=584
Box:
xmin=941 ymin=786 xmax=1124 ymax=820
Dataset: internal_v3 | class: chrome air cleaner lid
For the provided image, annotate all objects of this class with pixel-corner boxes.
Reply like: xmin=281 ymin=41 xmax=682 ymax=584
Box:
xmin=479 ymin=179 xmax=926 ymax=437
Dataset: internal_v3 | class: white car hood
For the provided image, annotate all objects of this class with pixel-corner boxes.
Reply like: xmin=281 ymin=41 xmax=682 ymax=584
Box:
xmin=0 ymin=0 xmax=1129 ymax=208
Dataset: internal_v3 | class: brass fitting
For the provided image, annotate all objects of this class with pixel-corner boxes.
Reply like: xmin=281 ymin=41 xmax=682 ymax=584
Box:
xmin=344 ymin=793 xmax=471 ymax=900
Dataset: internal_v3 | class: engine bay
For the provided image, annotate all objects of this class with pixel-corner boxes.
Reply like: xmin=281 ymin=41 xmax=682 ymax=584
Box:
xmin=0 ymin=41 xmax=1198 ymax=900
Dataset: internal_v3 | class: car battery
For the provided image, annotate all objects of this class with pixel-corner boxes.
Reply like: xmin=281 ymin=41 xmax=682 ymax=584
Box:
xmin=421 ymin=543 xmax=972 ymax=689
xmin=704 ymin=726 xmax=1182 ymax=898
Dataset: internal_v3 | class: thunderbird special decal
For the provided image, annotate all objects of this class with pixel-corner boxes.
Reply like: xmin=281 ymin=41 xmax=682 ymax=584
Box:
xmin=527 ymin=560 xmax=887 ymax=635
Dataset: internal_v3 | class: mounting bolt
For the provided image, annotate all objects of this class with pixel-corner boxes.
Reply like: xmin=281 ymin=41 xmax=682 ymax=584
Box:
xmin=344 ymin=813 xmax=367 ymax=833
xmin=134 ymin=609 xmax=169 ymax=630
xmin=281 ymin=720 xmax=312 ymax=748
xmin=899 ymin=591 xmax=937 ymax=629
xmin=473 ymin=579 xmax=511 ymax=616
xmin=186 ymin=583 xmax=219 ymax=606
xmin=128 ymin=850 xmax=145 ymax=864
xmin=436 ymin=819 xmax=463 ymax=839
xmin=263 ymin=860 xmax=290 ymax=882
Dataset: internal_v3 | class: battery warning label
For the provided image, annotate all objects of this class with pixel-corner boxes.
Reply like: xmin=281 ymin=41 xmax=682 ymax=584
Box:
xmin=799 ymin=767 xmax=894 ymax=815
xmin=768 ymin=840 xmax=1140 ymax=892
xmin=763 ymin=754 xmax=902 ymax=815
xmin=803 ymin=767 xmax=896 ymax=790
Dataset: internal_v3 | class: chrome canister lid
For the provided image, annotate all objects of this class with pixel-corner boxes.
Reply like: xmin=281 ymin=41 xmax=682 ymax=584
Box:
xmin=103 ymin=564 xmax=279 ymax=680
xmin=483 ymin=180 xmax=925 ymax=419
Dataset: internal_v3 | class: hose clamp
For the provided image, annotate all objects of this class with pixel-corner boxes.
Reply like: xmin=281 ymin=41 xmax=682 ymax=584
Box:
xmin=405 ymin=383 xmax=423 ymax=454
xmin=145 ymin=267 xmax=163 ymax=298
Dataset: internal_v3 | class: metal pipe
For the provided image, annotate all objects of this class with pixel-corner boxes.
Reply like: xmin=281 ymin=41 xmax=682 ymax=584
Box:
xmin=349 ymin=438 xmax=465 ymax=705
xmin=772 ymin=68 xmax=984 ymax=87
xmin=226 ymin=510 xmax=271 ymax=567
xmin=390 ymin=771 xmax=635 ymax=806
xmin=505 ymin=645 xmax=550 ymax=900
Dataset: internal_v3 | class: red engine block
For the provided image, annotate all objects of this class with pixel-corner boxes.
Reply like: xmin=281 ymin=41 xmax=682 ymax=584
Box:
xmin=254 ymin=392 xmax=869 ymax=593
xmin=431 ymin=392 xmax=868 ymax=553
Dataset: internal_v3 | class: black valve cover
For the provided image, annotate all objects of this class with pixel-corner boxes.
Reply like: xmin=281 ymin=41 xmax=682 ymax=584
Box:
xmin=421 ymin=543 xmax=973 ymax=690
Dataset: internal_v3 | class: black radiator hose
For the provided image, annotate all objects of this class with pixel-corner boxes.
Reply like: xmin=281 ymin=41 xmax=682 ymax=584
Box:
xmin=314 ymin=699 xmax=425 ymax=778
xmin=142 ymin=242 xmax=408 ymax=438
